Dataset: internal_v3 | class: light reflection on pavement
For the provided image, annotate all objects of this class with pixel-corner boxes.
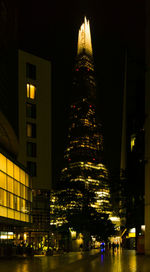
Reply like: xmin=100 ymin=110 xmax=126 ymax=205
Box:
xmin=0 ymin=249 xmax=150 ymax=272
xmin=76 ymin=249 xmax=148 ymax=272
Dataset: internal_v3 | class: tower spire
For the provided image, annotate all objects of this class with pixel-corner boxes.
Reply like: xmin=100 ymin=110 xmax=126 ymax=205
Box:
xmin=73 ymin=16 xmax=96 ymax=102
xmin=77 ymin=17 xmax=93 ymax=56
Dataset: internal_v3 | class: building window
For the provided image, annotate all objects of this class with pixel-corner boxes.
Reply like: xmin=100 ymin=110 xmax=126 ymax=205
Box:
xmin=27 ymin=123 xmax=36 ymax=138
xmin=26 ymin=63 xmax=36 ymax=80
xmin=27 ymin=161 xmax=37 ymax=177
xmin=14 ymin=196 xmax=17 ymax=210
xmin=26 ymin=103 xmax=36 ymax=118
xmin=27 ymin=142 xmax=37 ymax=157
xmin=27 ymin=83 xmax=36 ymax=100
xmin=131 ymin=134 xmax=136 ymax=151
xmin=0 ymin=189 xmax=6 ymax=206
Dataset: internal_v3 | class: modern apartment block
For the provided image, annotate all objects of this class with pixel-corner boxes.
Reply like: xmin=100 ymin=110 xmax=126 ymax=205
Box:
xmin=18 ymin=50 xmax=52 ymax=235
xmin=18 ymin=50 xmax=52 ymax=190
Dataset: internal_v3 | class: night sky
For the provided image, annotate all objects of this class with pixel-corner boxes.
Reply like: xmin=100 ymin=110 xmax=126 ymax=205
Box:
xmin=19 ymin=0 xmax=145 ymax=186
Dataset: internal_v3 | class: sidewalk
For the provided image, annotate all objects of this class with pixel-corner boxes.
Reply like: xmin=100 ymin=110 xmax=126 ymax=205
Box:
xmin=1 ymin=248 xmax=150 ymax=272
xmin=0 ymin=249 xmax=101 ymax=272
xmin=49 ymin=249 xmax=150 ymax=272
xmin=42 ymin=249 xmax=100 ymax=271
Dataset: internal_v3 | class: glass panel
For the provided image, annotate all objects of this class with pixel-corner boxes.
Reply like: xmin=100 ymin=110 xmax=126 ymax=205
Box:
xmin=27 ymin=83 xmax=30 ymax=98
xmin=25 ymin=187 xmax=28 ymax=199
xmin=26 ymin=214 xmax=29 ymax=222
xmin=8 ymin=208 xmax=14 ymax=219
xmin=27 ymin=142 xmax=36 ymax=157
xmin=0 ymin=206 xmax=7 ymax=217
xmin=7 ymin=193 xmax=13 ymax=209
xmin=17 ymin=182 xmax=20 ymax=196
xmin=25 ymin=173 xmax=29 ymax=187
xmin=20 ymin=169 xmax=25 ymax=185
xmin=0 ymin=171 xmax=6 ymax=189
xmin=21 ymin=213 xmax=25 ymax=221
xmin=14 ymin=195 xmax=17 ymax=210
xmin=29 ymin=189 xmax=32 ymax=202
xmin=20 ymin=198 xmax=26 ymax=213
xmin=7 ymin=177 xmax=13 ymax=193
xmin=14 ymin=165 xmax=19 ymax=181
xmin=23 ymin=186 xmax=25 ymax=198
xmin=26 ymin=63 xmax=36 ymax=80
xmin=15 ymin=211 xmax=20 ymax=220
xmin=10 ymin=194 xmax=13 ymax=209
xmin=20 ymin=185 xmax=25 ymax=198
xmin=0 ymin=154 xmax=6 ymax=173
xmin=7 ymin=192 xmax=10 ymax=207
xmin=14 ymin=180 xmax=18 ymax=195
xmin=26 ymin=103 xmax=36 ymax=118
xmin=27 ymin=124 xmax=32 ymax=137
xmin=22 ymin=199 xmax=25 ymax=212
xmin=0 ymin=189 xmax=6 ymax=206
xmin=17 ymin=198 xmax=20 ymax=211
xmin=30 ymin=85 xmax=36 ymax=99
xmin=7 ymin=159 xmax=13 ymax=177
xmin=20 ymin=184 xmax=23 ymax=197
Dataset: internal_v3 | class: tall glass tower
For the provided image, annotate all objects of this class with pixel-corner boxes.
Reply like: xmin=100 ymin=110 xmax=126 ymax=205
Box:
xmin=61 ymin=17 xmax=111 ymax=215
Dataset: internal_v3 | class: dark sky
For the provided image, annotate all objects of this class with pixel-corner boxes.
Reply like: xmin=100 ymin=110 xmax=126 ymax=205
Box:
xmin=19 ymin=0 xmax=145 ymax=185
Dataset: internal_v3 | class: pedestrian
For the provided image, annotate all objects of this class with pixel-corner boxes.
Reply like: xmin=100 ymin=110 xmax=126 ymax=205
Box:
xmin=116 ymin=242 xmax=119 ymax=251
xmin=79 ymin=243 xmax=83 ymax=253
xmin=112 ymin=242 xmax=116 ymax=253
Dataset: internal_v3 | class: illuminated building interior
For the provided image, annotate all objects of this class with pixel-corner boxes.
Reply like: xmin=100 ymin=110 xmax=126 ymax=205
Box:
xmin=27 ymin=83 xmax=36 ymax=100
xmin=77 ymin=17 xmax=93 ymax=56
xmin=61 ymin=99 xmax=111 ymax=215
xmin=0 ymin=152 xmax=32 ymax=223
xmin=50 ymin=17 xmax=112 ymax=228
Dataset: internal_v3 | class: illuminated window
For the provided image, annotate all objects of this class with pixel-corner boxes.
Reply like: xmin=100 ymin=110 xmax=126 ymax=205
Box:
xmin=27 ymin=123 xmax=36 ymax=138
xmin=26 ymin=63 xmax=36 ymax=80
xmin=0 ymin=152 xmax=32 ymax=223
xmin=14 ymin=196 xmax=17 ymax=210
xmin=8 ymin=209 xmax=14 ymax=219
xmin=21 ymin=199 xmax=25 ymax=212
xmin=27 ymin=83 xmax=36 ymax=99
xmin=25 ymin=173 xmax=29 ymax=187
xmin=26 ymin=103 xmax=36 ymax=118
xmin=14 ymin=180 xmax=19 ymax=195
xmin=7 ymin=177 xmax=13 ymax=193
xmin=14 ymin=165 xmax=19 ymax=181
xmin=0 ymin=189 xmax=6 ymax=206
xmin=131 ymin=134 xmax=136 ymax=151
xmin=0 ymin=171 xmax=6 ymax=189
xmin=0 ymin=154 xmax=6 ymax=172
xmin=17 ymin=198 xmax=20 ymax=211
xmin=20 ymin=184 xmax=25 ymax=198
xmin=7 ymin=192 xmax=13 ymax=209
xmin=0 ymin=206 xmax=7 ymax=217
xmin=20 ymin=169 xmax=25 ymax=185
xmin=7 ymin=159 xmax=13 ymax=177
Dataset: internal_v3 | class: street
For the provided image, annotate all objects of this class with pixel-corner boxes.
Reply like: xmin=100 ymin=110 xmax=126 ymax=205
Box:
xmin=0 ymin=249 xmax=150 ymax=272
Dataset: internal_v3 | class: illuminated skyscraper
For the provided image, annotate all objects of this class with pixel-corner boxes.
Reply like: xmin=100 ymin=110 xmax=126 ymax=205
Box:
xmin=60 ymin=17 xmax=111 ymax=215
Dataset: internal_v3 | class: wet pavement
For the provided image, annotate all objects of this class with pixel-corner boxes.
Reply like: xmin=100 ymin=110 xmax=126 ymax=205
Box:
xmin=0 ymin=249 xmax=150 ymax=272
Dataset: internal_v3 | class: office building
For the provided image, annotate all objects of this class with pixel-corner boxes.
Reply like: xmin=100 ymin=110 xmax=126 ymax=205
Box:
xmin=18 ymin=50 xmax=52 ymax=245
xmin=51 ymin=18 xmax=112 ymax=231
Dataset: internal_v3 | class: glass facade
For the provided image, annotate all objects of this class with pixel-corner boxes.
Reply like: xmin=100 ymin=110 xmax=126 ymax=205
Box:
xmin=61 ymin=99 xmax=111 ymax=214
xmin=0 ymin=153 xmax=32 ymax=223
